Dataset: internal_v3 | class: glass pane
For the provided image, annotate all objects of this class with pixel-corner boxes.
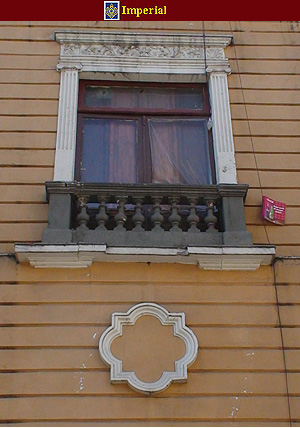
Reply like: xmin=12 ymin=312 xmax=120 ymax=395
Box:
xmin=148 ymin=118 xmax=212 ymax=185
xmin=84 ymin=86 xmax=203 ymax=110
xmin=80 ymin=118 xmax=137 ymax=183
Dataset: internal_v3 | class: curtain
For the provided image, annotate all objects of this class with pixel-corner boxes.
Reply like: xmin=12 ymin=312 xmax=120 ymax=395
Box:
xmin=148 ymin=118 xmax=212 ymax=185
xmin=81 ymin=118 xmax=137 ymax=183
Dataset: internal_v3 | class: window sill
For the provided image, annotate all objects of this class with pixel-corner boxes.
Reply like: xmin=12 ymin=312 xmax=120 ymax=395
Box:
xmin=15 ymin=243 xmax=275 ymax=270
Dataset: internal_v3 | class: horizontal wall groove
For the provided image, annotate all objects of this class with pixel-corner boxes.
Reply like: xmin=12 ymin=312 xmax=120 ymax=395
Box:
xmin=0 ymin=302 xmax=279 ymax=306
xmin=0 ymin=346 xmax=286 ymax=350
xmin=0 ymin=393 xmax=291 ymax=398
xmin=0 ymin=369 xmax=287 ymax=373
xmin=0 ymin=323 xmax=282 ymax=328
xmin=0 ymin=115 xmax=58 ymax=118
xmin=0 ymin=418 xmax=292 ymax=423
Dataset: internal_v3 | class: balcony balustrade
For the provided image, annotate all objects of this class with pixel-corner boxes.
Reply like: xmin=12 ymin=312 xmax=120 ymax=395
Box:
xmin=42 ymin=181 xmax=253 ymax=248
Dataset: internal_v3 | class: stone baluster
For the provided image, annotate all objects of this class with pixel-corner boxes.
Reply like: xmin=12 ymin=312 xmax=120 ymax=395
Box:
xmin=132 ymin=198 xmax=145 ymax=232
xmin=204 ymin=200 xmax=218 ymax=233
xmin=76 ymin=196 xmax=90 ymax=231
xmin=187 ymin=198 xmax=200 ymax=233
xmin=114 ymin=198 xmax=127 ymax=231
xmin=151 ymin=197 xmax=164 ymax=232
xmin=96 ymin=197 xmax=108 ymax=231
xmin=169 ymin=198 xmax=181 ymax=232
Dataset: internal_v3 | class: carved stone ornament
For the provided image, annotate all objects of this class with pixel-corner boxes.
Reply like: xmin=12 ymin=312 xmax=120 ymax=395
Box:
xmin=60 ymin=43 xmax=224 ymax=60
xmin=99 ymin=302 xmax=198 ymax=394
xmin=55 ymin=31 xmax=232 ymax=75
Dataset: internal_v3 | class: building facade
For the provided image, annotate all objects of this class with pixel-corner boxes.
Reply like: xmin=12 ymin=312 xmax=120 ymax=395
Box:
xmin=0 ymin=20 xmax=300 ymax=425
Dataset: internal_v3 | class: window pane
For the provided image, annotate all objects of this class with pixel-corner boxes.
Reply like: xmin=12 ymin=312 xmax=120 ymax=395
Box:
xmin=84 ymin=86 xmax=203 ymax=110
xmin=148 ymin=118 xmax=212 ymax=185
xmin=80 ymin=118 xmax=137 ymax=183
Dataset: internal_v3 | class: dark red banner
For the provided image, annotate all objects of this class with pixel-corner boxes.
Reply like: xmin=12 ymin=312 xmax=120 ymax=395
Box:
xmin=0 ymin=0 xmax=297 ymax=20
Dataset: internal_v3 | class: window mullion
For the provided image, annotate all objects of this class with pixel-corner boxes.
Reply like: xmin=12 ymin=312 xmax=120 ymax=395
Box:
xmin=141 ymin=115 xmax=152 ymax=184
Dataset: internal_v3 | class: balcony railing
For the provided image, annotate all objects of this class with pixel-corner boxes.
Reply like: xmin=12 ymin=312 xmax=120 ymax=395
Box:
xmin=42 ymin=181 xmax=253 ymax=248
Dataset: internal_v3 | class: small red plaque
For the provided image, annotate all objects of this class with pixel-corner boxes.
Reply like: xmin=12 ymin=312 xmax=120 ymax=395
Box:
xmin=262 ymin=196 xmax=286 ymax=225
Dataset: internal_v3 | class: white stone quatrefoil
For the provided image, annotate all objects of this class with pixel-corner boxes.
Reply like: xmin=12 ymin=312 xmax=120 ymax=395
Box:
xmin=99 ymin=302 xmax=198 ymax=394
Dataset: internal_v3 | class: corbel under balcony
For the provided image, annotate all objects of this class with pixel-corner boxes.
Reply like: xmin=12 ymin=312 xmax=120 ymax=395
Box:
xmin=15 ymin=243 xmax=275 ymax=270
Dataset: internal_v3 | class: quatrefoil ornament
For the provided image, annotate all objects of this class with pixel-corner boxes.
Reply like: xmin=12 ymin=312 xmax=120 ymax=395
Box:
xmin=99 ymin=303 xmax=198 ymax=394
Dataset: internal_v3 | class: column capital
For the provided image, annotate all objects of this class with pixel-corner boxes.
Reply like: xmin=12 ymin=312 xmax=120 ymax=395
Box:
xmin=56 ymin=62 xmax=82 ymax=72
xmin=206 ymin=66 xmax=231 ymax=76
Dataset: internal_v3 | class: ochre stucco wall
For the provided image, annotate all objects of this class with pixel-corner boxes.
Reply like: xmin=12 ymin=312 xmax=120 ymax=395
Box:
xmin=0 ymin=21 xmax=300 ymax=425
xmin=0 ymin=257 xmax=297 ymax=425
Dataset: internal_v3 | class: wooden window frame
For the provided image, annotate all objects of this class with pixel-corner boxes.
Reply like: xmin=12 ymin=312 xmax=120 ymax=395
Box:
xmin=75 ymin=80 xmax=216 ymax=184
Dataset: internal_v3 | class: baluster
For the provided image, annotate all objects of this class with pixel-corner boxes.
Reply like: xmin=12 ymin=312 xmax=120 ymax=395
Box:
xmin=187 ymin=198 xmax=200 ymax=232
xmin=132 ymin=198 xmax=145 ymax=231
xmin=114 ymin=197 xmax=127 ymax=231
xmin=76 ymin=196 xmax=90 ymax=231
xmin=96 ymin=197 xmax=108 ymax=231
xmin=151 ymin=197 xmax=164 ymax=232
xmin=169 ymin=197 xmax=181 ymax=232
xmin=205 ymin=200 xmax=218 ymax=233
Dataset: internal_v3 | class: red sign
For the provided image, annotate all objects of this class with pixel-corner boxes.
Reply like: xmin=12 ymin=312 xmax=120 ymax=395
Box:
xmin=262 ymin=196 xmax=286 ymax=225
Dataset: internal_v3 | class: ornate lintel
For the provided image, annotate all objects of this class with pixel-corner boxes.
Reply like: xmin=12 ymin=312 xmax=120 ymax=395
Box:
xmin=55 ymin=31 xmax=232 ymax=72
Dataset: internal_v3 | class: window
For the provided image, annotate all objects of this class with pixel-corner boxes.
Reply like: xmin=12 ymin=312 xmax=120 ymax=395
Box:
xmin=75 ymin=81 xmax=215 ymax=185
xmin=16 ymin=30 xmax=271 ymax=268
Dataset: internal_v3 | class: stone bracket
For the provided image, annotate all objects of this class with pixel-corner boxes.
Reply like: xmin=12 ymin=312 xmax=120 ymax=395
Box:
xmin=15 ymin=244 xmax=275 ymax=270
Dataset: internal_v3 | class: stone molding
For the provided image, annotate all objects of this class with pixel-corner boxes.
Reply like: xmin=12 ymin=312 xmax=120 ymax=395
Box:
xmin=15 ymin=244 xmax=276 ymax=270
xmin=98 ymin=302 xmax=198 ymax=394
xmin=45 ymin=181 xmax=249 ymax=200
xmin=55 ymin=31 xmax=232 ymax=74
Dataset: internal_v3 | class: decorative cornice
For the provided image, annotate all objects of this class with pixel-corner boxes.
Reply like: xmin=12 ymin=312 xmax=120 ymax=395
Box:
xmin=55 ymin=31 xmax=233 ymax=48
xmin=44 ymin=181 xmax=248 ymax=201
xmin=55 ymin=31 xmax=232 ymax=75
xmin=99 ymin=302 xmax=198 ymax=394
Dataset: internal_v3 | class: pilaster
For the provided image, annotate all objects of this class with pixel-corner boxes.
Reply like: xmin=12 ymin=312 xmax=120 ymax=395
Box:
xmin=208 ymin=68 xmax=237 ymax=184
xmin=53 ymin=63 xmax=82 ymax=181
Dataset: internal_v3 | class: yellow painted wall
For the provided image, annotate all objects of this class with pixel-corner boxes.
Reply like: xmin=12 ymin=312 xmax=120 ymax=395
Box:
xmin=0 ymin=257 xmax=294 ymax=425
xmin=0 ymin=21 xmax=300 ymax=425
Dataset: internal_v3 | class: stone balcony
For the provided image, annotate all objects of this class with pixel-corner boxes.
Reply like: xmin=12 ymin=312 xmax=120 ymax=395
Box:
xmin=42 ymin=181 xmax=253 ymax=247
xmin=15 ymin=181 xmax=275 ymax=269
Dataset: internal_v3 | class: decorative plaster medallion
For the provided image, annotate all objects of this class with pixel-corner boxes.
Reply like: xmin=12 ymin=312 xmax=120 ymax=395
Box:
xmin=99 ymin=302 xmax=198 ymax=394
